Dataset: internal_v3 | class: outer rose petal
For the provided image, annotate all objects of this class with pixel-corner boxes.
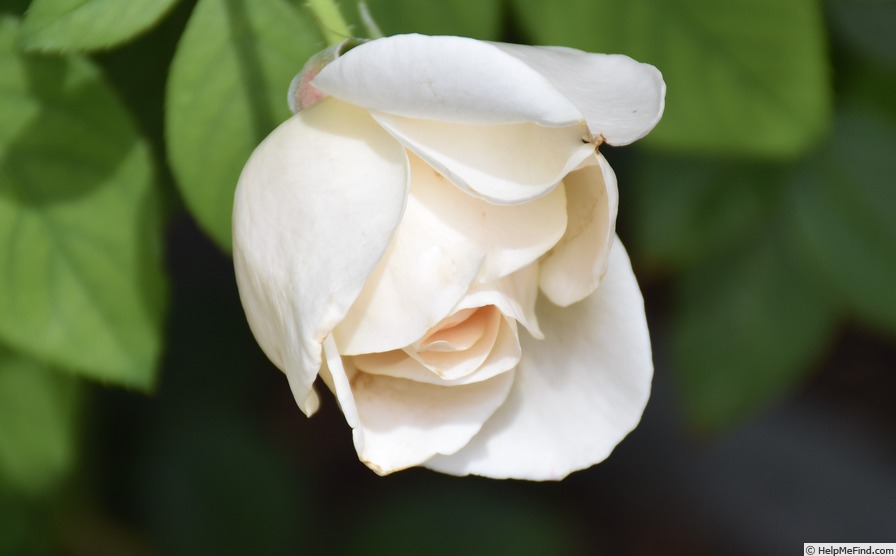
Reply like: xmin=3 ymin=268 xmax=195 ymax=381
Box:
xmin=323 ymin=337 xmax=515 ymax=475
xmin=540 ymin=153 xmax=618 ymax=306
xmin=491 ymin=43 xmax=666 ymax=145
xmin=373 ymin=113 xmax=593 ymax=204
xmin=233 ymin=98 xmax=408 ymax=415
xmin=425 ymin=240 xmax=652 ymax=480
xmin=313 ymin=34 xmax=584 ymax=127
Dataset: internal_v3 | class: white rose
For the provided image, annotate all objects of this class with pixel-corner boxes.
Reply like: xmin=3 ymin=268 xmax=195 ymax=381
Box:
xmin=233 ymin=34 xmax=665 ymax=480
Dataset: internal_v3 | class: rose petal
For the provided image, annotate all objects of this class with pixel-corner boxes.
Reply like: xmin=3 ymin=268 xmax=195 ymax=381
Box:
xmin=331 ymin=170 xmax=486 ymax=355
xmin=374 ymin=113 xmax=593 ymax=204
xmin=458 ymin=264 xmax=543 ymax=339
xmin=416 ymin=308 xmax=484 ymax=352
xmin=425 ymin=240 xmax=653 ymax=480
xmin=354 ymin=316 xmax=521 ymax=386
xmin=313 ymin=34 xmax=584 ymax=127
xmin=491 ymin=43 xmax=666 ymax=145
xmin=408 ymin=306 xmax=500 ymax=380
xmin=322 ymin=335 xmax=360 ymax=429
xmin=334 ymin=149 xmax=569 ymax=354
xmin=323 ymin=337 xmax=515 ymax=475
xmin=233 ymin=98 xmax=408 ymax=415
xmin=407 ymin=153 xmax=569 ymax=282
xmin=539 ymin=153 xmax=618 ymax=307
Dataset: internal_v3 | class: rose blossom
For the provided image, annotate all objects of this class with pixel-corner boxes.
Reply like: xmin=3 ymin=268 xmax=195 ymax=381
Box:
xmin=233 ymin=34 xmax=665 ymax=480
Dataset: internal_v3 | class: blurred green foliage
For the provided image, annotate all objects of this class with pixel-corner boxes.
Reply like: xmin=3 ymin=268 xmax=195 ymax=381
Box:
xmin=793 ymin=108 xmax=896 ymax=336
xmin=0 ymin=16 xmax=166 ymax=389
xmin=19 ymin=0 xmax=181 ymax=52
xmin=166 ymin=0 xmax=320 ymax=249
xmin=0 ymin=346 xmax=80 ymax=495
xmin=347 ymin=0 xmax=501 ymax=40
xmin=0 ymin=0 xmax=894 ymax=553
xmin=515 ymin=0 xmax=832 ymax=157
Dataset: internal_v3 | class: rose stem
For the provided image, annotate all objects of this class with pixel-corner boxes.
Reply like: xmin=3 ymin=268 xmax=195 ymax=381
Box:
xmin=306 ymin=0 xmax=353 ymax=46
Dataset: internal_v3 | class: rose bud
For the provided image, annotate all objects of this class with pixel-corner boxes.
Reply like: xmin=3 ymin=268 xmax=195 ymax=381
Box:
xmin=233 ymin=34 xmax=665 ymax=480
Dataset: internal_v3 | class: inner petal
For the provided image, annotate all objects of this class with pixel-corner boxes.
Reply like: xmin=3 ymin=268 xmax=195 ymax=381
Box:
xmin=457 ymin=263 xmax=543 ymax=339
xmin=539 ymin=153 xmax=618 ymax=307
xmin=332 ymin=172 xmax=485 ymax=355
xmin=408 ymin=306 xmax=502 ymax=380
xmin=352 ymin=312 xmax=520 ymax=387
xmin=415 ymin=308 xmax=483 ymax=352
xmin=405 ymin=153 xmax=569 ymax=282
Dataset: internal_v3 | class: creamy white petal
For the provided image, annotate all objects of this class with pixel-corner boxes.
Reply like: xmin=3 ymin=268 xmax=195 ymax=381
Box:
xmin=324 ymin=337 xmax=515 ymax=475
xmin=333 ymin=148 xmax=568 ymax=353
xmin=455 ymin=316 xmax=521 ymax=383
xmin=353 ymin=316 xmax=521 ymax=386
xmin=405 ymin=154 xmax=568 ymax=283
xmin=332 ymin=174 xmax=485 ymax=355
xmin=459 ymin=264 xmax=543 ymax=339
xmin=232 ymin=98 xmax=408 ymax=415
xmin=540 ymin=153 xmax=618 ymax=307
xmin=416 ymin=308 xmax=484 ymax=352
xmin=322 ymin=336 xmax=360 ymax=429
xmin=408 ymin=308 xmax=496 ymax=378
xmin=491 ymin=43 xmax=666 ymax=145
xmin=409 ymin=306 xmax=498 ymax=380
xmin=425 ymin=240 xmax=653 ymax=480
xmin=313 ymin=34 xmax=583 ymax=126
xmin=374 ymin=114 xmax=593 ymax=204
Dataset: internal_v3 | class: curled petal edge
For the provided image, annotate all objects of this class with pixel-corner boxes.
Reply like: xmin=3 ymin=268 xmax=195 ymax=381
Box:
xmin=233 ymin=98 xmax=409 ymax=415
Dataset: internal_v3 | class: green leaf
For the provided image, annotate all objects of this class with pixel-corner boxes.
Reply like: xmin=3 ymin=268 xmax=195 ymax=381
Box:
xmin=0 ymin=17 xmax=166 ymax=389
xmin=166 ymin=0 xmax=321 ymax=250
xmin=672 ymin=221 xmax=837 ymax=430
xmin=512 ymin=0 xmax=831 ymax=157
xmin=794 ymin=108 xmax=896 ymax=335
xmin=0 ymin=346 xmax=81 ymax=495
xmin=19 ymin=0 xmax=180 ymax=52
xmin=626 ymin=152 xmax=784 ymax=273
xmin=347 ymin=0 xmax=501 ymax=40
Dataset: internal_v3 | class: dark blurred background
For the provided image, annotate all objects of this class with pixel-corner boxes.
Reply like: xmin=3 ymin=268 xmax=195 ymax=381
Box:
xmin=1 ymin=0 xmax=894 ymax=554
xmin=74 ymin=213 xmax=896 ymax=556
